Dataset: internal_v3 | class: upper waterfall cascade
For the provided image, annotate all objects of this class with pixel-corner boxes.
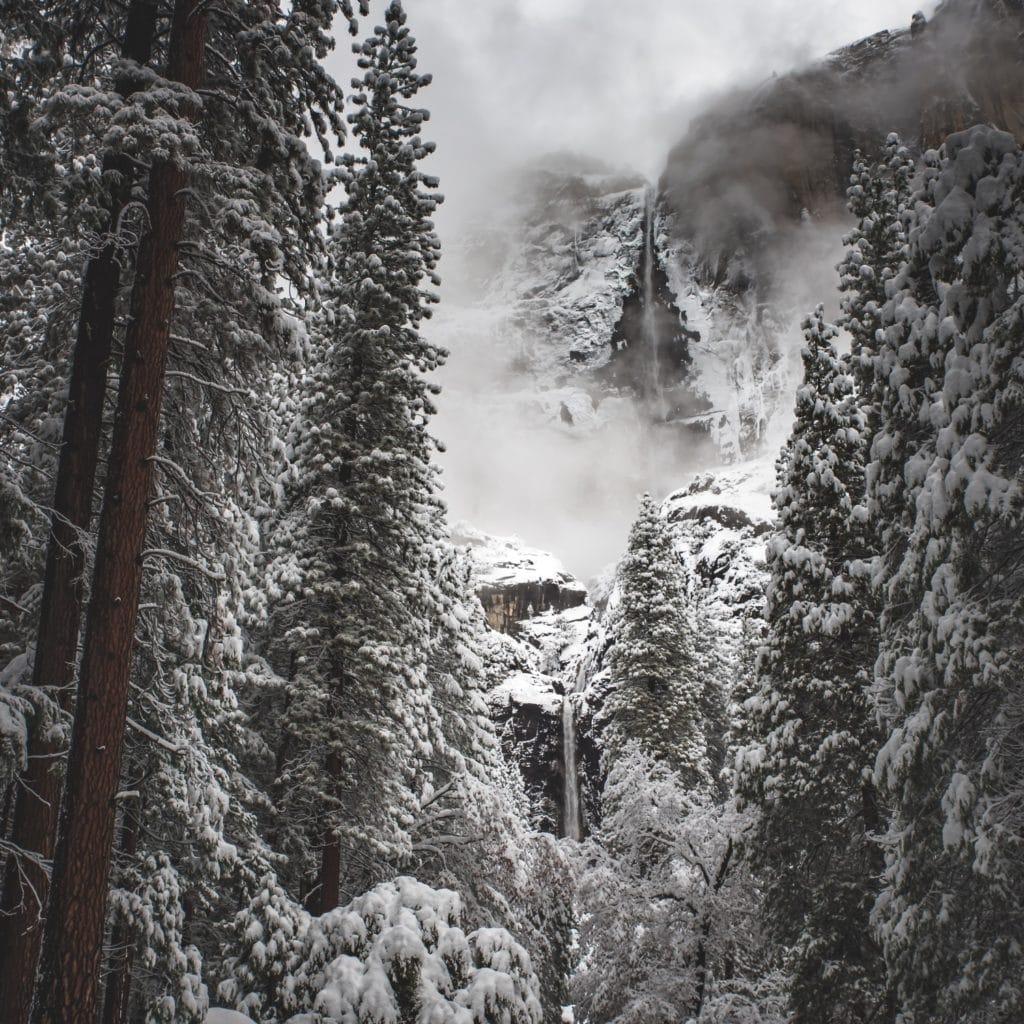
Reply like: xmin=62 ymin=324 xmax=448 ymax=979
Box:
xmin=642 ymin=187 xmax=666 ymax=422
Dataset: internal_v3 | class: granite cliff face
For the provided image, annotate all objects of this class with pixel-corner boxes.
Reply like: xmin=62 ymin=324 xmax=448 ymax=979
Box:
xmin=456 ymin=525 xmax=588 ymax=634
xmin=457 ymin=528 xmax=594 ymax=835
xmin=439 ymin=0 xmax=1024 ymax=482
xmin=661 ymin=0 xmax=1024 ymax=293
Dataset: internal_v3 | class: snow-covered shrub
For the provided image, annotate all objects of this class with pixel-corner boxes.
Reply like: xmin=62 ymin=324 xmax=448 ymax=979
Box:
xmin=221 ymin=875 xmax=543 ymax=1024
xmin=574 ymin=747 xmax=779 ymax=1024
xmin=106 ymin=854 xmax=208 ymax=1024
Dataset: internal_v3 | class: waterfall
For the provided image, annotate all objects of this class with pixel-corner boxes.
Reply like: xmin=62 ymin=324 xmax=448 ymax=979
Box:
xmin=562 ymin=695 xmax=582 ymax=841
xmin=642 ymin=186 xmax=665 ymax=421
xmin=562 ymin=659 xmax=588 ymax=841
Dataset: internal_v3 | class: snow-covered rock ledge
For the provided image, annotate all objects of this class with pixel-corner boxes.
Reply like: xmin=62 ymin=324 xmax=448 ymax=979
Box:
xmin=453 ymin=523 xmax=588 ymax=634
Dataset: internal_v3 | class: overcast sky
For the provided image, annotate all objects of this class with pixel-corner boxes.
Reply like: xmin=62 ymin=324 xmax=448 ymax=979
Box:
xmin=388 ymin=0 xmax=937 ymax=217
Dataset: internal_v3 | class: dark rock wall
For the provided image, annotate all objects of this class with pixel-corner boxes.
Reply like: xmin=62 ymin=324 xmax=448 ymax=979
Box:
xmin=599 ymin=202 xmax=709 ymax=425
xmin=478 ymin=580 xmax=587 ymax=635
xmin=492 ymin=694 xmax=566 ymax=835
xmin=660 ymin=0 xmax=1024 ymax=291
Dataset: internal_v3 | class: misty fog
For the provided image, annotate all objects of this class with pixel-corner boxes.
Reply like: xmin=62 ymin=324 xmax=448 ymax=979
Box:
xmin=332 ymin=1 xmax=937 ymax=581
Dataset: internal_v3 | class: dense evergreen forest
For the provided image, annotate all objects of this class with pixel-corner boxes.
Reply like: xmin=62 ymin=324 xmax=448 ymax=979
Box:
xmin=1 ymin=2 xmax=1023 ymax=1023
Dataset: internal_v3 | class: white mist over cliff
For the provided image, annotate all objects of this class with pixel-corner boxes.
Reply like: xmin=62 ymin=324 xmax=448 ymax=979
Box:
xmin=427 ymin=161 xmax=849 ymax=581
xmin=410 ymin=0 xmax=936 ymax=224
xmin=398 ymin=1 xmax=936 ymax=578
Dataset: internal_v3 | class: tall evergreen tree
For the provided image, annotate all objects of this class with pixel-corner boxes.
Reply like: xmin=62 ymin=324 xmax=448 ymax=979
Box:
xmin=264 ymin=0 xmax=445 ymax=910
xmin=871 ymin=125 xmax=1024 ymax=1023
xmin=31 ymin=6 xmax=212 ymax=1018
xmin=1 ymin=2 xmax=365 ymax=1018
xmin=601 ymin=494 xmax=707 ymax=788
xmin=0 ymin=7 xmax=161 ymax=1009
xmin=837 ymin=134 xmax=916 ymax=412
xmin=736 ymin=308 xmax=891 ymax=1023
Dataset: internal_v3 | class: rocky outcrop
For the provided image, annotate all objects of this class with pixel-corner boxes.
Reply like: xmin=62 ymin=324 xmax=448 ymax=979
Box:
xmin=665 ymin=464 xmax=773 ymax=621
xmin=487 ymin=672 xmax=566 ymax=834
xmin=456 ymin=525 xmax=588 ymax=635
xmin=477 ymin=580 xmax=587 ymax=636
xmin=444 ymin=155 xmax=649 ymax=382
xmin=481 ymin=611 xmax=598 ymax=837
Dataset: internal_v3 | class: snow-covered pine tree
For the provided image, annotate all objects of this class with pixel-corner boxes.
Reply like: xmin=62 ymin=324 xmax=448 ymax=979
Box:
xmin=837 ymin=133 xmax=915 ymax=413
xmin=264 ymin=0 xmax=445 ymax=911
xmin=94 ymin=0 xmax=382 ymax=1012
xmin=100 ymin=570 xmax=278 ymax=1023
xmin=602 ymin=494 xmax=707 ymax=788
xmin=736 ymin=308 xmax=891 ymax=1024
xmin=30 ymin=6 xmax=214 ymax=1017
xmin=6 ymin=2 xmax=366 ymax=1019
xmin=691 ymin=595 xmax=732 ymax=800
xmin=872 ymin=125 xmax=1024 ymax=1023
xmin=406 ymin=545 xmax=524 ymax=912
xmin=0 ymin=9 xmax=163 ymax=1009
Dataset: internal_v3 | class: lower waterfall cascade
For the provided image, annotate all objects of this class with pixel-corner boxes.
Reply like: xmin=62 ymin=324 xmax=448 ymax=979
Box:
xmin=561 ymin=695 xmax=582 ymax=841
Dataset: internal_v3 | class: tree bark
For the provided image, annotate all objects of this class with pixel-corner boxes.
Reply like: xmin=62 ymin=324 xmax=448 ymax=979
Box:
xmin=30 ymin=3 xmax=206 ymax=1021
xmin=0 ymin=7 xmax=158 ymax=1022
xmin=693 ymin=837 xmax=733 ymax=1020
xmin=100 ymin=799 xmax=142 ymax=1024
xmin=319 ymin=750 xmax=343 ymax=913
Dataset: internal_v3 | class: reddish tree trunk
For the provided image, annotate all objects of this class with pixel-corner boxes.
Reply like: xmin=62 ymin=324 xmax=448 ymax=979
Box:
xmin=100 ymin=801 xmax=142 ymax=1024
xmin=320 ymin=750 xmax=344 ymax=912
xmin=30 ymin=3 xmax=206 ymax=1021
xmin=0 ymin=7 xmax=158 ymax=1021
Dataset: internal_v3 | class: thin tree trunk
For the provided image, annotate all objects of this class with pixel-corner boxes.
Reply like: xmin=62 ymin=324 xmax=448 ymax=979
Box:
xmin=100 ymin=800 xmax=142 ymax=1024
xmin=320 ymin=750 xmax=343 ymax=912
xmin=693 ymin=837 xmax=733 ymax=1020
xmin=0 ymin=7 xmax=158 ymax=1021
xmin=31 ymin=3 xmax=206 ymax=1020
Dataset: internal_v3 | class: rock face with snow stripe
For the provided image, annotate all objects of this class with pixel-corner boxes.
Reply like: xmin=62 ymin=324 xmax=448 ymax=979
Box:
xmin=483 ymin=603 xmax=598 ymax=838
xmin=445 ymin=157 xmax=649 ymax=381
xmin=438 ymin=151 xmax=798 ymax=471
xmin=456 ymin=525 xmax=588 ymax=635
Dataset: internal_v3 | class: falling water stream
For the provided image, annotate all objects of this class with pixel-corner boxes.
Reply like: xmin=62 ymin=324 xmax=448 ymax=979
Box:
xmin=642 ymin=186 xmax=666 ymax=421
xmin=562 ymin=660 xmax=588 ymax=841
xmin=558 ymin=189 xmax=664 ymax=843
xmin=561 ymin=698 xmax=582 ymax=841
